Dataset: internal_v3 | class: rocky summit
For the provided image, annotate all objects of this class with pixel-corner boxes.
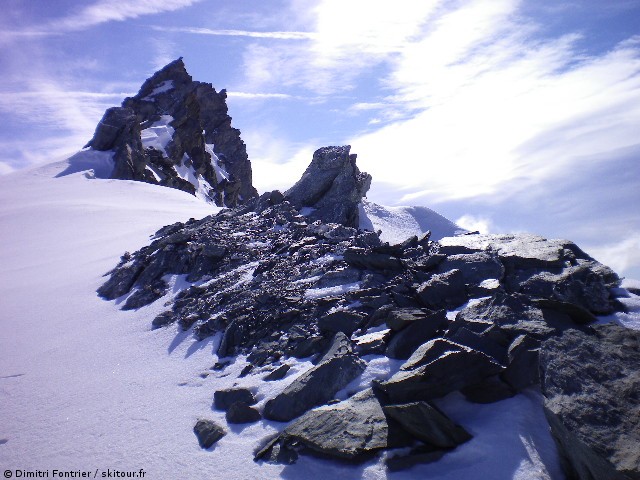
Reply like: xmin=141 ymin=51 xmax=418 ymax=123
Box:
xmin=97 ymin=141 xmax=637 ymax=477
xmin=86 ymin=58 xmax=258 ymax=207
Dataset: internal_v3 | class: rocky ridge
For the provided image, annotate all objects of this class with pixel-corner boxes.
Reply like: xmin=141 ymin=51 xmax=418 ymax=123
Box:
xmin=98 ymin=146 xmax=638 ymax=477
xmin=86 ymin=58 xmax=258 ymax=207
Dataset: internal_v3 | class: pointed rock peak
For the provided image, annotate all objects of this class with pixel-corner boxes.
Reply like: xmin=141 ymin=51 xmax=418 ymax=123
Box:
xmin=285 ymin=145 xmax=372 ymax=228
xmin=135 ymin=57 xmax=192 ymax=98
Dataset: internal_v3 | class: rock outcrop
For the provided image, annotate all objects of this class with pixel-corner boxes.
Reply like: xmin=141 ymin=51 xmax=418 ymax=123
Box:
xmin=540 ymin=324 xmax=640 ymax=480
xmin=97 ymin=144 xmax=628 ymax=471
xmin=86 ymin=58 xmax=258 ymax=207
xmin=263 ymin=333 xmax=366 ymax=422
xmin=285 ymin=145 xmax=371 ymax=228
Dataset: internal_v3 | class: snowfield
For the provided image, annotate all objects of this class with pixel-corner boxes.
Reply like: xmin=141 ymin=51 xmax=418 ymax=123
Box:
xmin=1 ymin=156 xmax=638 ymax=479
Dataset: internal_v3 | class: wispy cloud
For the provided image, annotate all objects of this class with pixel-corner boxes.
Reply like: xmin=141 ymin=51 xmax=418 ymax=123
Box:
xmin=227 ymin=92 xmax=293 ymax=100
xmin=51 ymin=0 xmax=205 ymax=31
xmin=149 ymin=26 xmax=316 ymax=40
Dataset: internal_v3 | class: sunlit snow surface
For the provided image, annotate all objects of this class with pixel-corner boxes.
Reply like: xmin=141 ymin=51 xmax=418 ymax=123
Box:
xmin=360 ymin=200 xmax=467 ymax=243
xmin=1 ymin=159 xmax=638 ymax=479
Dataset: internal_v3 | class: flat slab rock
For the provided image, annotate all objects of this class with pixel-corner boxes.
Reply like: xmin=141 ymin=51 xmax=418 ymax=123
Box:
xmin=438 ymin=233 xmax=569 ymax=268
xmin=256 ymin=389 xmax=409 ymax=462
xmin=263 ymin=333 xmax=366 ymax=422
xmin=540 ymin=324 xmax=640 ymax=480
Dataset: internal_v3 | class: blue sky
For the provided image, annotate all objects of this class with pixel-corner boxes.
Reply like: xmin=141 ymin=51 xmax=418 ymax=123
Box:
xmin=1 ymin=0 xmax=639 ymax=278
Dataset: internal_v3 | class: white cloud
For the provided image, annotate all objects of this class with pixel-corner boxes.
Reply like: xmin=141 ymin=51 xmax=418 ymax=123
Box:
xmin=456 ymin=214 xmax=493 ymax=234
xmin=149 ymin=26 xmax=316 ymax=40
xmin=241 ymin=128 xmax=316 ymax=193
xmin=0 ymin=162 xmax=16 ymax=175
xmin=227 ymin=92 xmax=293 ymax=100
xmin=586 ymin=233 xmax=640 ymax=279
xmin=51 ymin=0 xmax=204 ymax=31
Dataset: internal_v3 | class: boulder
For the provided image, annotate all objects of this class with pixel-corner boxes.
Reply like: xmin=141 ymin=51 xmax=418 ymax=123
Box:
xmin=285 ymin=146 xmax=371 ymax=228
xmin=213 ymin=388 xmax=256 ymax=411
xmin=263 ymin=333 xmax=366 ymax=422
xmin=540 ymin=324 xmax=640 ymax=480
xmin=225 ymin=402 xmax=261 ymax=424
xmin=344 ymin=248 xmax=404 ymax=271
xmin=256 ymin=389 xmax=411 ymax=462
xmin=379 ymin=338 xmax=504 ymax=403
xmin=450 ymin=292 xmax=575 ymax=343
xmin=438 ymin=233 xmax=567 ymax=268
xmin=193 ymin=419 xmax=226 ymax=449
xmin=500 ymin=334 xmax=540 ymax=391
xmin=383 ymin=401 xmax=472 ymax=447
xmin=446 ymin=326 xmax=507 ymax=364
xmin=318 ymin=310 xmax=365 ymax=336
xmin=384 ymin=308 xmax=432 ymax=331
xmin=437 ymin=252 xmax=504 ymax=285
xmin=386 ymin=309 xmax=448 ymax=359
xmin=416 ymin=269 xmax=468 ymax=309
xmin=263 ymin=364 xmax=290 ymax=381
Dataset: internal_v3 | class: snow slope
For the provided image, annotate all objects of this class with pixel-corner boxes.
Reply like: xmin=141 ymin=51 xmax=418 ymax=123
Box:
xmin=1 ymin=157 xmax=638 ymax=479
xmin=360 ymin=200 xmax=467 ymax=243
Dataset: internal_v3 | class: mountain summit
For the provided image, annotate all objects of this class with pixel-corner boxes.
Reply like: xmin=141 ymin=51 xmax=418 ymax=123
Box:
xmin=86 ymin=58 xmax=258 ymax=207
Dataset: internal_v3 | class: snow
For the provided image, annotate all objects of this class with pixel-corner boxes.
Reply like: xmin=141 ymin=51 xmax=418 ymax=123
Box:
xmin=54 ymin=149 xmax=115 ymax=178
xmin=141 ymin=80 xmax=174 ymax=101
xmin=140 ymin=114 xmax=174 ymax=157
xmin=204 ymin=144 xmax=230 ymax=182
xmin=360 ymin=199 xmax=467 ymax=244
xmin=304 ymin=281 xmax=362 ymax=299
xmin=175 ymin=154 xmax=215 ymax=203
xmin=2 ymin=157 xmax=638 ymax=479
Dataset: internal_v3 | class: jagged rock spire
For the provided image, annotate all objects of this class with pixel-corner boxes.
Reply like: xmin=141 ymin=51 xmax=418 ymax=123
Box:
xmin=285 ymin=145 xmax=371 ymax=228
xmin=86 ymin=58 xmax=258 ymax=207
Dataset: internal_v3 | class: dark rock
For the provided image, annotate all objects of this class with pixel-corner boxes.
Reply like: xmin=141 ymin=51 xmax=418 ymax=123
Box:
xmin=225 ymin=402 xmax=261 ymax=424
xmin=257 ymin=389 xmax=412 ymax=463
xmin=540 ymin=324 xmax=640 ymax=480
xmin=386 ymin=309 xmax=448 ymax=359
xmin=289 ymin=336 xmax=326 ymax=359
xmin=437 ymin=252 xmax=504 ymax=285
xmin=151 ymin=311 xmax=176 ymax=329
xmin=385 ymin=308 xmax=431 ymax=331
xmin=212 ymin=360 xmax=231 ymax=371
xmin=438 ymin=234 xmax=620 ymax=314
xmin=450 ymin=292 xmax=575 ymax=343
xmin=446 ymin=326 xmax=507 ymax=364
xmin=379 ymin=338 xmax=504 ymax=403
xmin=87 ymin=107 xmax=138 ymax=152
xmin=318 ymin=310 xmax=365 ymax=336
xmin=344 ymin=248 xmax=404 ymax=271
xmin=263 ymin=333 xmax=366 ymax=422
xmin=263 ymin=364 xmax=290 ymax=381
xmin=121 ymin=278 xmax=168 ymax=310
xmin=460 ymin=375 xmax=515 ymax=403
xmin=193 ymin=419 xmax=226 ymax=449
xmin=438 ymin=233 xmax=566 ymax=268
xmin=213 ymin=388 xmax=256 ymax=411
xmin=383 ymin=401 xmax=472 ymax=447
xmin=87 ymin=58 xmax=258 ymax=207
xmin=285 ymin=146 xmax=371 ymax=228
xmin=416 ymin=269 xmax=468 ymax=309
xmin=97 ymin=262 xmax=143 ymax=300
xmin=500 ymin=334 xmax=540 ymax=391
